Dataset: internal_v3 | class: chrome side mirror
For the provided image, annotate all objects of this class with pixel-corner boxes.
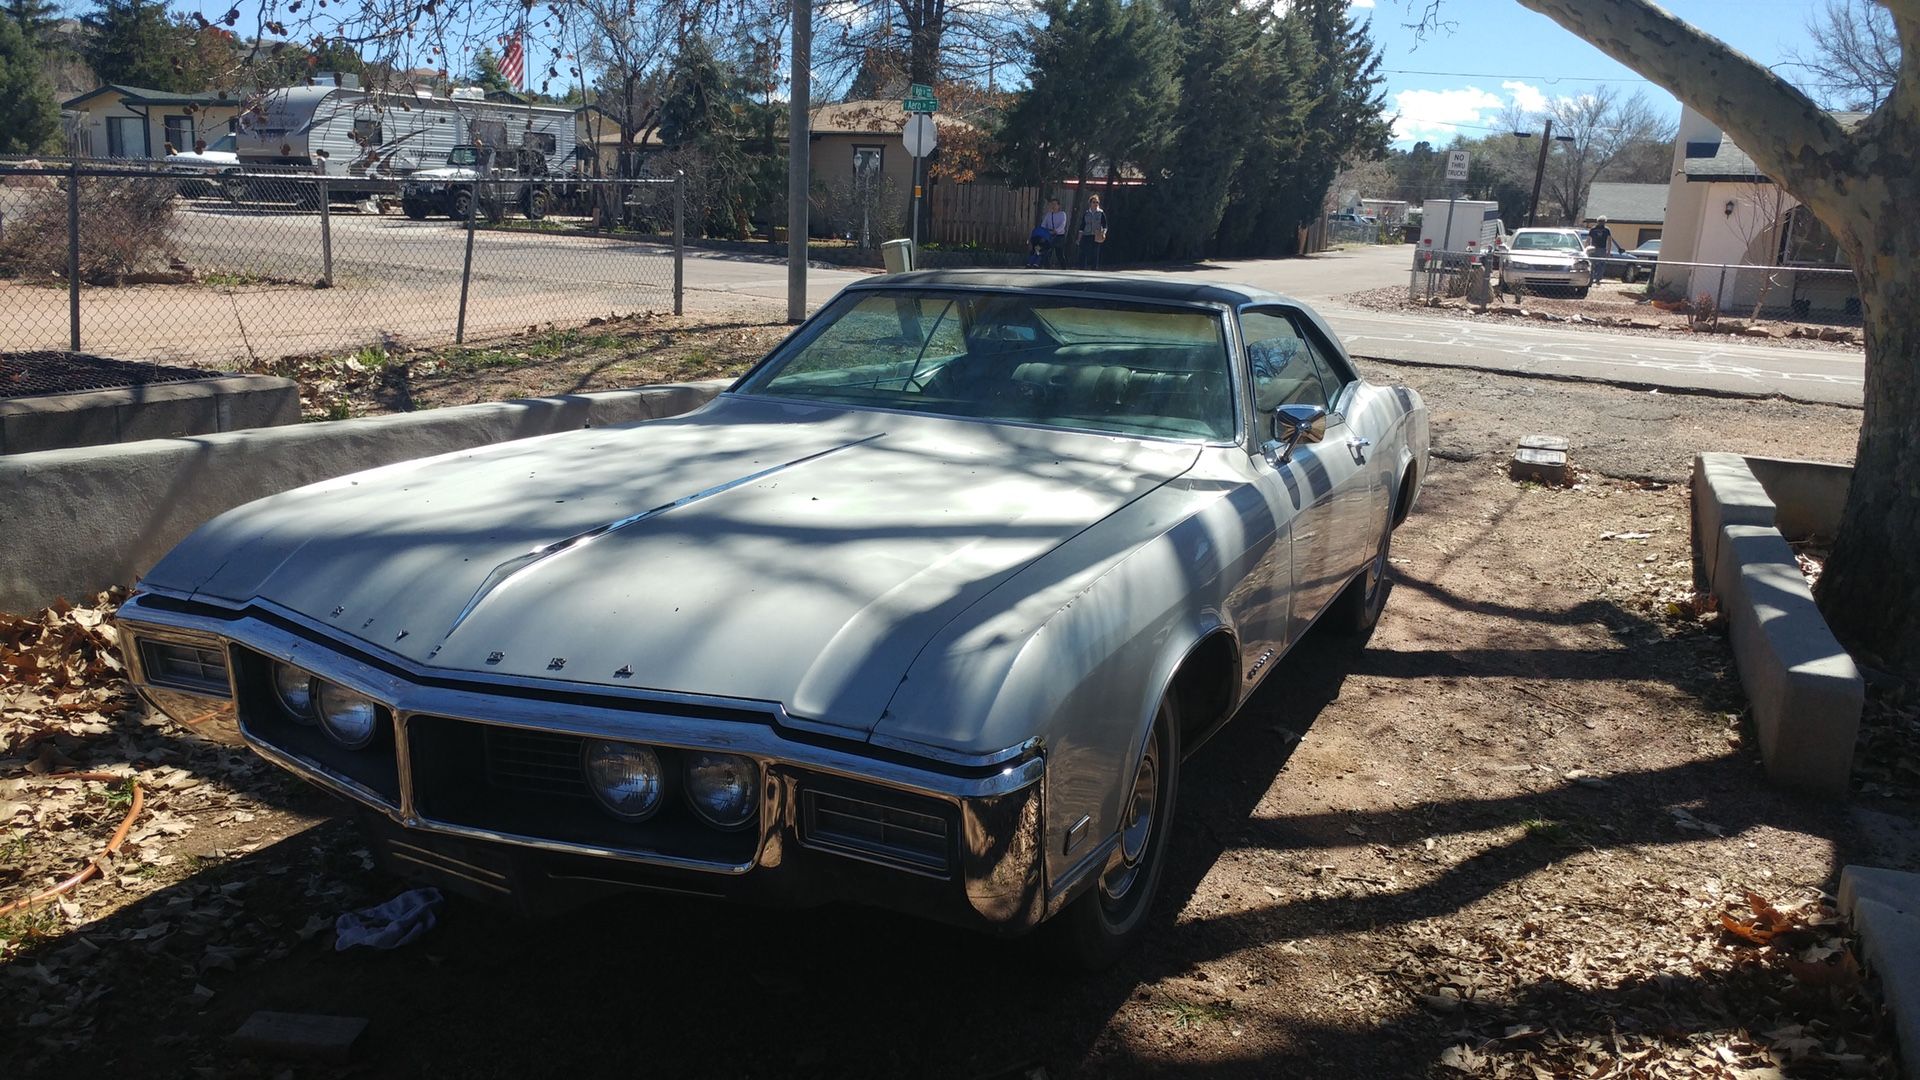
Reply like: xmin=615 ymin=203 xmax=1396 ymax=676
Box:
xmin=1263 ymin=404 xmax=1327 ymax=465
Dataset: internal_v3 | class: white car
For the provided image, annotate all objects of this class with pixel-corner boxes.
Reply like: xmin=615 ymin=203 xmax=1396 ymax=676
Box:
xmin=1499 ymin=228 xmax=1594 ymax=298
xmin=165 ymin=134 xmax=241 ymax=198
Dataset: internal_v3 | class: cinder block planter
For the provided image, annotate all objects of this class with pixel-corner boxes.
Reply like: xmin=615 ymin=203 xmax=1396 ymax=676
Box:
xmin=1691 ymin=452 xmax=1862 ymax=797
xmin=0 ymin=374 xmax=300 ymax=455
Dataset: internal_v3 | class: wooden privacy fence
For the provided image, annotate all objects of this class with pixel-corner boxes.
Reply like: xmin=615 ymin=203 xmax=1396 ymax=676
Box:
xmin=930 ymin=183 xmax=1041 ymax=250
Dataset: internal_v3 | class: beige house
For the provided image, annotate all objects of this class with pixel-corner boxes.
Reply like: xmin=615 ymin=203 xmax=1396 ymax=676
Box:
xmin=1652 ymin=105 xmax=1862 ymax=316
xmin=63 ymin=85 xmax=245 ymax=159
xmin=1579 ymin=182 xmax=1666 ymax=248
xmin=808 ymin=100 xmax=981 ymax=240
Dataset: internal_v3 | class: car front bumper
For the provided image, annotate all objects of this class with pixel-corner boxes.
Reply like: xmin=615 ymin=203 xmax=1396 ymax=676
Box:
xmin=118 ymin=592 xmax=1050 ymax=933
xmin=1503 ymin=262 xmax=1592 ymax=289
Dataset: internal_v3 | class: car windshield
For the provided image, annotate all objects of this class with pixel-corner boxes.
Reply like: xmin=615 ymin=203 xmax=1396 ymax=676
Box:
xmin=1510 ymin=231 xmax=1582 ymax=252
xmin=448 ymin=147 xmax=480 ymax=167
xmin=1639 ymin=239 xmax=1661 ymax=251
xmin=737 ymin=290 xmax=1237 ymax=440
xmin=209 ymin=134 xmax=236 ymax=153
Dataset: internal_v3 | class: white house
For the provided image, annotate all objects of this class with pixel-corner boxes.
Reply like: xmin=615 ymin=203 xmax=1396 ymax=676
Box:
xmin=1652 ymin=105 xmax=1862 ymax=318
xmin=63 ymin=84 xmax=246 ymax=160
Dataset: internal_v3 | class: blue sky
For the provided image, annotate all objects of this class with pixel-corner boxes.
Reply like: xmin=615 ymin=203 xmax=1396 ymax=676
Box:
xmin=1357 ymin=0 xmax=1815 ymax=147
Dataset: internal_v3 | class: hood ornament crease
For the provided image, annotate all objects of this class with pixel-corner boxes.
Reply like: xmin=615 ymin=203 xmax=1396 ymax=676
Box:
xmin=433 ymin=433 xmax=887 ymax=649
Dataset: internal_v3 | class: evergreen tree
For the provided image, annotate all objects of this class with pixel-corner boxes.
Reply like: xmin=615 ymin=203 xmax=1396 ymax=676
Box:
xmin=83 ymin=0 xmax=213 ymax=91
xmin=659 ymin=38 xmax=782 ymax=238
xmin=469 ymin=47 xmax=509 ymax=93
xmin=4 ymin=0 xmax=57 ymax=49
xmin=0 ymin=15 xmax=58 ymax=153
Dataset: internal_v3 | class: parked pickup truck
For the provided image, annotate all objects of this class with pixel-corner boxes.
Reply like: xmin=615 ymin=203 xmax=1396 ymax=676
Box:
xmin=400 ymin=146 xmax=555 ymax=222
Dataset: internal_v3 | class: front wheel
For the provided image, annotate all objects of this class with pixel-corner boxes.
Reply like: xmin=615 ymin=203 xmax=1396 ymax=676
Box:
xmin=1572 ymin=285 xmax=1591 ymax=299
xmin=401 ymin=198 xmax=430 ymax=220
xmin=1057 ymin=695 xmax=1180 ymax=969
xmin=450 ymin=188 xmax=474 ymax=220
xmin=523 ymin=188 xmax=551 ymax=220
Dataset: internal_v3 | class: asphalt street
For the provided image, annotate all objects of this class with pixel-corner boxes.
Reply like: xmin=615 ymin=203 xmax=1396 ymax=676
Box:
xmin=1 ymin=201 xmax=1867 ymax=402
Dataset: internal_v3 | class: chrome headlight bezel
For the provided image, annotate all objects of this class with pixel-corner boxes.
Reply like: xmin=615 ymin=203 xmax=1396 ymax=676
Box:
xmin=271 ymin=661 xmax=318 ymax=722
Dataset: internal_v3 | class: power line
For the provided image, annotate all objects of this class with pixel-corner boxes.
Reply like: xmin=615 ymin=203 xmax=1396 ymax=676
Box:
xmin=1382 ymin=67 xmax=1655 ymax=84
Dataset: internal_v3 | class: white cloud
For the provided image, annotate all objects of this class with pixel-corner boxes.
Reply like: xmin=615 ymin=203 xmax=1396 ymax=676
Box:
xmin=1390 ymin=86 xmax=1503 ymax=143
xmin=1503 ymin=80 xmax=1549 ymax=115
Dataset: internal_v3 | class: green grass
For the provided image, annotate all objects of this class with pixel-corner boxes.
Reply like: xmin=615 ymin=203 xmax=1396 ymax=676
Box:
xmin=200 ymin=270 xmax=266 ymax=287
xmin=0 ymin=904 xmax=62 ymax=945
xmin=1520 ymin=817 xmax=1570 ymax=844
xmin=0 ymin=828 xmax=31 ymax=865
xmin=349 ymin=345 xmax=390 ymax=369
xmin=101 ymin=779 xmax=135 ymax=814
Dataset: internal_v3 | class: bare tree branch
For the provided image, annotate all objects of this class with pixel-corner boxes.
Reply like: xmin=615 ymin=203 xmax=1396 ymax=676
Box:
xmin=1785 ymin=0 xmax=1902 ymax=110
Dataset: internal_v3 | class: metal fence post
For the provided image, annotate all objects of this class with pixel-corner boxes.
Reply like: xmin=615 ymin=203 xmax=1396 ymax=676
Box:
xmin=67 ymin=156 xmax=80 ymax=351
xmin=317 ymin=174 xmax=333 ymax=288
xmin=673 ymin=174 xmax=685 ymax=317
xmin=456 ymin=180 xmax=478 ymax=344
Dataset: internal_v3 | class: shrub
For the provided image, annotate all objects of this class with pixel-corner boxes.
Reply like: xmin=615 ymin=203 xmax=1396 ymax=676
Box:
xmin=0 ymin=177 xmax=177 ymax=284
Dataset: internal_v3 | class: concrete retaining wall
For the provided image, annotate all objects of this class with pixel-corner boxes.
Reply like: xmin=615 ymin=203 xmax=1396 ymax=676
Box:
xmin=1691 ymin=452 xmax=1863 ymax=797
xmin=1743 ymin=455 xmax=1851 ymax=541
xmin=0 ymin=381 xmax=727 ymax=612
xmin=0 ymin=375 xmax=300 ymax=455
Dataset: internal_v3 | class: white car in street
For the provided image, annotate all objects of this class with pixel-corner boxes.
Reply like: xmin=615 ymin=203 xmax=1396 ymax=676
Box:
xmin=164 ymin=133 xmax=241 ymax=199
xmin=1499 ymin=228 xmax=1594 ymax=298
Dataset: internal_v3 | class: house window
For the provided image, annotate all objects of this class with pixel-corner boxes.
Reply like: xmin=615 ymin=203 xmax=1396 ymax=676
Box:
xmin=352 ymin=119 xmax=384 ymax=146
xmin=853 ymin=145 xmax=883 ymax=185
xmin=1781 ymin=205 xmax=1843 ymax=266
xmin=105 ymin=115 xmax=144 ymax=158
xmin=164 ymin=114 xmax=194 ymax=153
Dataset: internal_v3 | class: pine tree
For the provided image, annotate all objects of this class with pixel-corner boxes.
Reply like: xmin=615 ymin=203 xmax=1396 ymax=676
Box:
xmin=469 ymin=47 xmax=509 ymax=94
xmin=0 ymin=15 xmax=59 ymax=153
xmin=4 ymin=0 xmax=57 ymax=49
xmin=83 ymin=0 xmax=209 ymax=91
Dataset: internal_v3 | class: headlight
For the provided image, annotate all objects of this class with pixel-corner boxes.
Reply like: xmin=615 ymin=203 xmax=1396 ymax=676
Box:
xmin=271 ymin=662 xmax=316 ymax=721
xmin=684 ymin=753 xmax=760 ymax=830
xmin=583 ymin=740 xmax=666 ymax=821
xmin=314 ymin=680 xmax=381 ymax=749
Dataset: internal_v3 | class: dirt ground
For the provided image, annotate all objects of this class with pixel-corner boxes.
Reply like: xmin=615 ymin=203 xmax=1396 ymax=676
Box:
xmin=4 ymin=358 xmax=1915 ymax=1079
xmin=1345 ymin=279 xmax=1867 ymax=353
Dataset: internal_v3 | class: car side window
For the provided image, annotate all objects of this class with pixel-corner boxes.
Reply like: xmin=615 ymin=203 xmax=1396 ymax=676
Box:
xmin=1242 ymin=309 xmax=1332 ymax=413
xmin=1295 ymin=331 xmax=1353 ymax=416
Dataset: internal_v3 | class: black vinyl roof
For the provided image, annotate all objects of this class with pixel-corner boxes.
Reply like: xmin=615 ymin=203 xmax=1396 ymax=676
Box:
xmin=849 ymin=269 xmax=1295 ymax=308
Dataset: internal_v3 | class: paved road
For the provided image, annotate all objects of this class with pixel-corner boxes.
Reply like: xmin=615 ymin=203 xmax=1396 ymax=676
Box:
xmin=1122 ymin=246 xmax=1865 ymax=406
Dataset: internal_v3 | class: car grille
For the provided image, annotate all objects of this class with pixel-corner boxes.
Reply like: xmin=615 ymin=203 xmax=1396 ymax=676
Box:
xmin=802 ymin=788 xmax=952 ymax=877
xmin=138 ymin=638 xmax=231 ymax=696
xmin=483 ymin=727 xmax=588 ymax=799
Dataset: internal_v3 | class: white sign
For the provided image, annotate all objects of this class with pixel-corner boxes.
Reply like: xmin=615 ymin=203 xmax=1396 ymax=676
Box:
xmin=903 ymin=113 xmax=937 ymax=158
xmin=1445 ymin=150 xmax=1470 ymax=182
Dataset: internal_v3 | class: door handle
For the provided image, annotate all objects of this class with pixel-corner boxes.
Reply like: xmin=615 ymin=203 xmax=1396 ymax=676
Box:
xmin=1347 ymin=437 xmax=1371 ymax=463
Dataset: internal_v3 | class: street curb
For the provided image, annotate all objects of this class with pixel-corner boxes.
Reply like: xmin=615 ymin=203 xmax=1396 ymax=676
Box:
xmin=1839 ymin=866 xmax=1920 ymax=1080
xmin=0 ymin=379 xmax=730 ymax=613
xmin=1350 ymin=353 xmax=1864 ymax=411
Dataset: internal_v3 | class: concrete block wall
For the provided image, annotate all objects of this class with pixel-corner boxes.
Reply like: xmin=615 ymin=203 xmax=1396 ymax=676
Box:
xmin=0 ymin=381 xmax=727 ymax=613
xmin=1691 ymin=452 xmax=1863 ymax=797
xmin=0 ymin=376 xmax=301 ymax=455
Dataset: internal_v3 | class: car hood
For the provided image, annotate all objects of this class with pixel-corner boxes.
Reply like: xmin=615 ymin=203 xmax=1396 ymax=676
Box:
xmin=165 ymin=152 xmax=238 ymax=168
xmin=1505 ymin=251 xmax=1581 ymax=266
xmin=409 ymin=167 xmax=477 ymax=181
xmin=146 ymin=394 xmax=1200 ymax=737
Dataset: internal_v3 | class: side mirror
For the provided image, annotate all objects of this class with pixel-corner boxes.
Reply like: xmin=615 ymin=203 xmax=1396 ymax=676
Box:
xmin=1264 ymin=404 xmax=1327 ymax=465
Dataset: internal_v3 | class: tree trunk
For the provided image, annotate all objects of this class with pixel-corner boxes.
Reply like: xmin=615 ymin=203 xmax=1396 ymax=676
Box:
xmin=1818 ymin=189 xmax=1920 ymax=670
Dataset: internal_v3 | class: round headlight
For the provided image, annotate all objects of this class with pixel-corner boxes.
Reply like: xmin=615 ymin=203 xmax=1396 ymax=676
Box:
xmin=272 ymin=662 xmax=317 ymax=721
xmin=583 ymin=740 xmax=666 ymax=821
xmin=683 ymin=753 xmax=760 ymax=830
xmin=314 ymin=680 xmax=381 ymax=749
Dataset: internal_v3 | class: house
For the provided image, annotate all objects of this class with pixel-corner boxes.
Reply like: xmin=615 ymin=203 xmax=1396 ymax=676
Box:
xmin=572 ymin=104 xmax=668 ymax=177
xmin=807 ymin=100 xmax=982 ymax=238
xmin=1652 ymin=105 xmax=1863 ymax=316
xmin=62 ymin=85 xmax=246 ymax=159
xmin=1580 ymin=182 xmax=1666 ymax=248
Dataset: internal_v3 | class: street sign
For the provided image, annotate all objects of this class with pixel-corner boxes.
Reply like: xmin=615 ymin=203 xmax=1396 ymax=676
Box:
xmin=903 ymin=112 xmax=937 ymax=158
xmin=908 ymin=83 xmax=935 ymax=100
xmin=903 ymin=97 xmax=938 ymax=113
xmin=1445 ymin=150 xmax=1470 ymax=182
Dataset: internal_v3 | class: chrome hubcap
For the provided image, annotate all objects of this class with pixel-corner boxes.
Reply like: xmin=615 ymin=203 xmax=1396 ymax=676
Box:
xmin=1101 ymin=737 xmax=1160 ymax=903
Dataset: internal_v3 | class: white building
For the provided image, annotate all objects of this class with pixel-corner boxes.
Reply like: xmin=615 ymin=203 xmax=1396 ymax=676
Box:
xmin=1652 ymin=105 xmax=1861 ymax=319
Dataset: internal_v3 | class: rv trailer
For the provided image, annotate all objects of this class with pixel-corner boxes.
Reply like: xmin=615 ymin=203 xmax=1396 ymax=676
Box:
xmin=234 ymin=83 xmax=577 ymax=202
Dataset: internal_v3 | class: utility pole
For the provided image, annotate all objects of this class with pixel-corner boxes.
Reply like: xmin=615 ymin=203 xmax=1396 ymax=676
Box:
xmin=1526 ymin=117 xmax=1552 ymax=227
xmin=787 ymin=0 xmax=811 ymax=325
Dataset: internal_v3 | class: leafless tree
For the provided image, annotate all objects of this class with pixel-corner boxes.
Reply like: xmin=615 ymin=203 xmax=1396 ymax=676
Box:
xmin=1784 ymin=0 xmax=1900 ymax=111
xmin=1538 ymin=86 xmax=1673 ymax=222
xmin=815 ymin=0 xmax=1036 ymax=89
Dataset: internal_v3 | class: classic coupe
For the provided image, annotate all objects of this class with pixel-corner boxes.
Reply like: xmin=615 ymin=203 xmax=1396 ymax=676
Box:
xmin=119 ymin=271 xmax=1428 ymax=965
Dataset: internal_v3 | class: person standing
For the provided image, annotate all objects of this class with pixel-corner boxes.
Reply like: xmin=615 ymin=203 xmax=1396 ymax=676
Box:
xmin=1587 ymin=215 xmax=1616 ymax=277
xmin=1079 ymin=195 xmax=1108 ymax=270
xmin=1040 ymin=198 xmax=1069 ymax=268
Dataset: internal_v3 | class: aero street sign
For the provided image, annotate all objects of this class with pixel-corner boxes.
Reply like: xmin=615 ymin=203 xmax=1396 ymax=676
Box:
xmin=1445 ymin=150 xmax=1470 ymax=182
xmin=903 ymin=113 xmax=937 ymax=158
xmin=904 ymin=82 xmax=938 ymax=113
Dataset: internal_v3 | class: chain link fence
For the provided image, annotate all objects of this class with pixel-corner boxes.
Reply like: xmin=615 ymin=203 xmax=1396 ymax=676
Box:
xmin=1406 ymin=248 xmax=1863 ymax=334
xmin=0 ymin=160 xmax=683 ymax=367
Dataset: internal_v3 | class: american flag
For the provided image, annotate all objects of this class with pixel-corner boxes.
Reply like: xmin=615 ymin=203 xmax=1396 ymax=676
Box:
xmin=499 ymin=35 xmax=525 ymax=90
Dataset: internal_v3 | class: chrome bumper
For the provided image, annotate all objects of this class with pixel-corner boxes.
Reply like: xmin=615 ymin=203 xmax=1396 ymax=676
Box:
xmin=118 ymin=592 xmax=1049 ymax=932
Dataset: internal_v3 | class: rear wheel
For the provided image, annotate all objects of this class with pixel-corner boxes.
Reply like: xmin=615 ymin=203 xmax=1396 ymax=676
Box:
xmin=401 ymin=198 xmax=430 ymax=221
xmin=523 ymin=188 xmax=551 ymax=220
xmin=1057 ymin=695 xmax=1180 ymax=969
